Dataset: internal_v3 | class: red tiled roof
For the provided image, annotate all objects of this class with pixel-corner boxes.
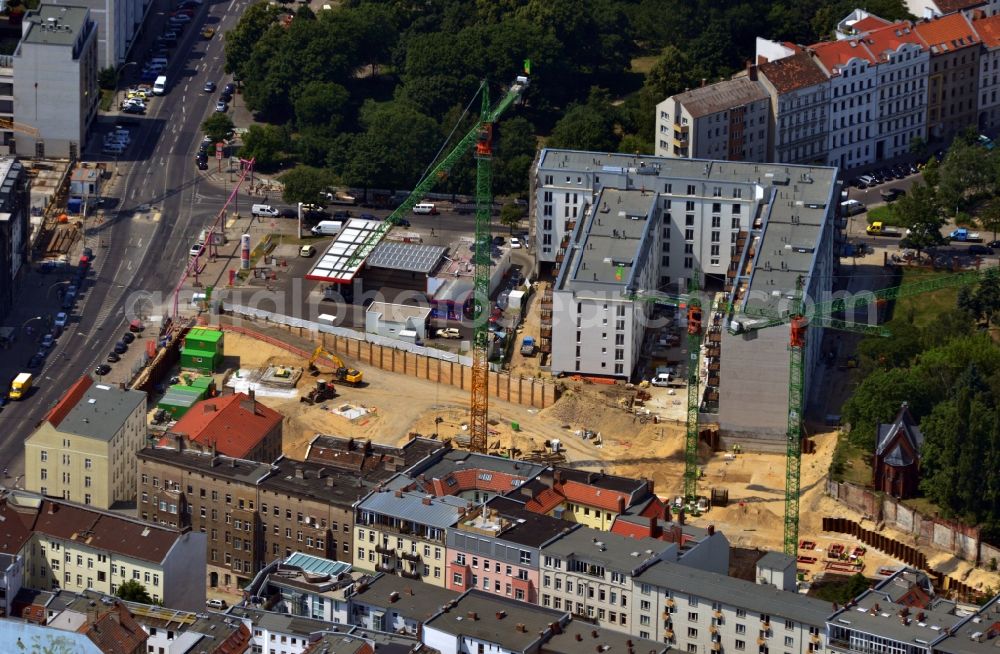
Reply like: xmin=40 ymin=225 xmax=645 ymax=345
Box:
xmin=82 ymin=603 xmax=147 ymax=654
xmin=524 ymin=487 xmax=564 ymax=514
xmin=213 ymin=623 xmax=252 ymax=654
xmin=610 ymin=518 xmax=656 ymax=540
xmin=46 ymin=375 xmax=93 ymax=427
xmin=809 ymin=39 xmax=876 ymax=72
xmin=173 ymin=393 xmax=282 ymax=459
xmin=0 ymin=501 xmax=36 ymax=555
xmin=425 ymin=469 xmax=524 ymax=497
xmin=973 ymin=14 xmax=1000 ymax=47
xmin=852 ymin=15 xmax=893 ymax=33
xmin=560 ymin=480 xmax=629 ymax=512
xmin=758 ymin=52 xmax=829 ymax=93
xmin=636 ymin=496 xmax=668 ymax=519
xmin=914 ymin=12 xmax=980 ymax=52
xmin=862 ymin=22 xmax=929 ymax=60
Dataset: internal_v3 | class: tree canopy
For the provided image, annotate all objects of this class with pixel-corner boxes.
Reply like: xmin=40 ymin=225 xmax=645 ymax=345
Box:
xmin=224 ymin=0 xmax=912 ymax=196
xmin=116 ymin=580 xmax=153 ymax=604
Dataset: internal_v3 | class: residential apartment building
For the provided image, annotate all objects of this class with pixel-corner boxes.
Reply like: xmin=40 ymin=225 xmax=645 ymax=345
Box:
xmin=0 ymin=157 xmax=28 ymax=324
xmin=169 ymin=391 xmax=283 ymax=463
xmin=547 ymin=187 xmax=660 ymax=378
xmin=12 ymin=4 xmax=98 ymax=159
xmin=0 ymin=553 xmax=23 ymax=618
xmin=24 ymin=375 xmax=147 ymax=509
xmin=137 ymin=436 xmax=442 ymax=590
xmin=538 ymin=528 xmax=685 ymax=633
xmin=519 ymin=468 xmax=659 ymax=530
xmin=757 ymin=52 xmax=831 ymax=165
xmin=632 ymin=555 xmax=829 ymax=651
xmin=403 ymin=448 xmax=546 ymax=505
xmin=422 ymin=590 xmax=669 ymax=654
xmin=244 ymin=552 xmax=358 ymax=624
xmin=915 ymin=12 xmax=982 ymax=141
xmin=655 ymin=76 xmax=771 ymax=161
xmin=0 ymin=491 xmax=205 ymax=611
xmin=810 ymin=39 xmax=879 ymax=170
xmin=975 ymin=14 xmax=1000 ymax=130
xmin=354 ymin=485 xmax=467 ymax=587
xmin=446 ymin=497 xmax=574 ymax=603
xmin=906 ymin=0 xmax=1000 ymax=20
xmin=349 ymin=570 xmax=459 ymax=635
xmin=533 ymin=150 xmax=838 ymax=446
xmin=825 ymin=568 xmax=996 ymax=654
xmin=863 ymin=21 xmax=930 ymax=160
xmin=46 ymin=0 xmax=157 ymax=69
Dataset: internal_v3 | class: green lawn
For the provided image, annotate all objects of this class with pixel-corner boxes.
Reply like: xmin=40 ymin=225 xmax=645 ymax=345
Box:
xmin=630 ymin=55 xmax=658 ymax=74
xmin=866 ymin=204 xmax=900 ymax=225
xmin=830 ymin=434 xmax=871 ymax=486
xmin=891 ymin=268 xmax=960 ymax=329
xmin=99 ymin=89 xmax=114 ymax=112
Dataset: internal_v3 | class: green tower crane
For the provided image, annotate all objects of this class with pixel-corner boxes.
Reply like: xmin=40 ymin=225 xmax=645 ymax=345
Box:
xmin=735 ymin=267 xmax=998 ymax=555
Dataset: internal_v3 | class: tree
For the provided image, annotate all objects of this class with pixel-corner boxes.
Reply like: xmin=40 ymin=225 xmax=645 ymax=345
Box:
xmin=499 ymin=203 xmax=525 ymax=233
xmin=937 ymin=140 xmax=995 ymax=212
xmin=980 ymin=197 xmax=1000 ymax=241
xmin=891 ymin=182 xmax=943 ymax=255
xmin=343 ymin=100 xmax=441 ymax=189
xmin=240 ymin=124 xmax=287 ymax=171
xmin=547 ymin=88 xmax=619 ymax=153
xmin=201 ymin=113 xmax=235 ymax=145
xmin=281 ymin=165 xmax=331 ymax=204
xmin=98 ymin=66 xmax=117 ymax=91
xmin=643 ymin=45 xmax=696 ymax=101
xmin=116 ymin=580 xmax=152 ymax=603
xmin=224 ymin=1 xmax=281 ymax=76
xmin=293 ymin=81 xmax=349 ymax=132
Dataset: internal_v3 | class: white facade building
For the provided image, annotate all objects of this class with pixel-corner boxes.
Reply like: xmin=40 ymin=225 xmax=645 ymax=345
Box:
xmin=13 ymin=4 xmax=98 ymax=159
xmin=535 ymin=151 xmax=839 ymax=446
xmin=810 ymin=39 xmax=879 ymax=170
xmin=975 ymin=14 xmax=1000 ymax=131
xmin=863 ymin=22 xmax=929 ymax=160
xmin=47 ymin=0 xmax=156 ymax=69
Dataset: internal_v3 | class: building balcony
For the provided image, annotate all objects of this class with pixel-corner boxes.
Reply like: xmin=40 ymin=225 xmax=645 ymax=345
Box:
xmin=564 ymin=221 xmax=576 ymax=232
xmin=811 ymin=634 xmax=822 ymax=644
xmin=713 ymin=609 xmax=723 ymax=619
xmin=665 ymin=630 xmax=675 ymax=641
xmin=672 ymin=135 xmax=689 ymax=148
xmin=555 ymin=252 xmax=565 ymax=263
xmin=710 ymin=625 xmax=718 ymax=634
xmin=399 ymin=550 xmax=421 ymax=562
xmin=400 ymin=568 xmax=421 ymax=580
xmin=376 ymin=564 xmax=395 ymax=574
xmin=758 ymin=638 xmax=767 ymax=646
xmin=374 ymin=544 xmax=395 ymax=555
xmin=540 ymin=326 xmax=552 ymax=339
xmin=712 ymin=643 xmax=722 ymax=652
xmin=674 ymin=122 xmax=689 ymax=134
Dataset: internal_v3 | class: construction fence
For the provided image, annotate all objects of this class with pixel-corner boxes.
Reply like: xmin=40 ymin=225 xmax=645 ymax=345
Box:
xmin=827 ymin=479 xmax=987 ymax=564
xmin=218 ymin=305 xmax=559 ymax=410
xmin=822 ymin=517 xmax=985 ymax=603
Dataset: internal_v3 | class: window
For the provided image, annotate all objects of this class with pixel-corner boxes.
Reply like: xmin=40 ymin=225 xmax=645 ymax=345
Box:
xmin=737 ymin=624 xmax=746 ymax=634
xmin=41 ymin=451 xmax=48 ymax=462
xmin=737 ymin=608 xmax=746 ymax=618
xmin=785 ymin=637 xmax=794 ymax=647
xmin=736 ymin=640 xmax=746 ymax=650
xmin=689 ymin=628 xmax=699 ymax=638
xmin=453 ymin=572 xmax=463 ymax=586
xmin=689 ymin=612 xmax=699 ymax=622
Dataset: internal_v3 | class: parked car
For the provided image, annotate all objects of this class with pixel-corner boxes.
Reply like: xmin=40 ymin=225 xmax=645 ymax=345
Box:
xmin=201 ymin=27 xmax=216 ymax=39
xmin=203 ymin=81 xmax=216 ymax=93
xmin=94 ymin=364 xmax=111 ymax=376
xmin=215 ymin=101 xmax=228 ymax=113
xmin=121 ymin=103 xmax=145 ymax=115
xmin=121 ymin=332 xmax=135 ymax=344
xmin=510 ymin=237 xmax=522 ymax=249
xmin=436 ymin=328 xmax=461 ymax=339
xmin=27 ymin=355 xmax=43 ymax=369
xmin=223 ymin=83 xmax=236 ymax=95
xmin=40 ymin=333 xmax=54 ymax=349
xmin=969 ymin=244 xmax=993 ymax=256
xmin=988 ymin=240 xmax=1000 ymax=249
xmin=54 ymin=312 xmax=68 ymax=329
xmin=107 ymin=352 xmax=121 ymax=363
xmin=196 ymin=158 xmax=209 ymax=170
xmin=113 ymin=341 xmax=128 ymax=354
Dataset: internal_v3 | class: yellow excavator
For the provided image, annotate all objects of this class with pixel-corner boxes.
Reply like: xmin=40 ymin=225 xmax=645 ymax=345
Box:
xmin=308 ymin=346 xmax=364 ymax=386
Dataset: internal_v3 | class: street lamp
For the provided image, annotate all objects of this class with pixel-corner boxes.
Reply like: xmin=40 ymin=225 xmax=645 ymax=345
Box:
xmin=117 ymin=62 xmax=140 ymax=109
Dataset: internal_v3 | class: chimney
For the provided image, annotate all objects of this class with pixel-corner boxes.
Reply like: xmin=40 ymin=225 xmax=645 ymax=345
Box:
xmin=592 ymin=630 xmax=599 ymax=638
xmin=389 ymin=591 xmax=399 ymax=603
xmin=249 ymin=389 xmax=256 ymax=413
xmin=576 ymin=634 xmax=583 ymax=642
xmin=701 ymin=78 xmax=707 ymax=87
xmin=708 ymin=524 xmax=715 ymax=536
xmin=174 ymin=433 xmax=185 ymax=452
xmin=422 ymin=496 xmax=432 ymax=506
xmin=677 ymin=508 xmax=685 ymax=525
xmin=203 ymin=403 xmax=216 ymax=414
xmin=326 ymin=477 xmax=335 ymax=487
xmin=496 ymin=611 xmax=506 ymax=620
xmin=746 ymin=60 xmax=758 ymax=81
xmin=295 ymin=468 xmax=305 ymax=479
xmin=515 ymin=623 xmax=527 ymax=633
xmin=47 ymin=503 xmax=57 ymax=515
xmin=617 ymin=496 xmax=625 ymax=513
xmin=118 ymin=381 xmax=125 ymax=391
xmin=467 ymin=611 xmax=478 ymax=621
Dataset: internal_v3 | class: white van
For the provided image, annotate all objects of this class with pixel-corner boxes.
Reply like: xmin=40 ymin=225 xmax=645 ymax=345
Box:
xmin=251 ymin=204 xmax=279 ymax=217
xmin=413 ymin=202 xmax=437 ymax=215
xmin=153 ymin=75 xmax=167 ymax=95
xmin=300 ymin=245 xmax=316 ymax=257
xmin=840 ymin=199 xmax=867 ymax=216
xmin=311 ymin=221 xmax=343 ymax=236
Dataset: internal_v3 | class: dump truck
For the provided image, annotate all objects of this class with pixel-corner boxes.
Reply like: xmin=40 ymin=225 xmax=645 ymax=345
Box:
xmin=866 ymin=222 xmax=903 ymax=237
xmin=10 ymin=372 xmax=32 ymax=400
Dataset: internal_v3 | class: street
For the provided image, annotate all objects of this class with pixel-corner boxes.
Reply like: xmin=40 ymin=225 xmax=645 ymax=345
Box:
xmin=0 ymin=0 xmax=251 ymax=480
